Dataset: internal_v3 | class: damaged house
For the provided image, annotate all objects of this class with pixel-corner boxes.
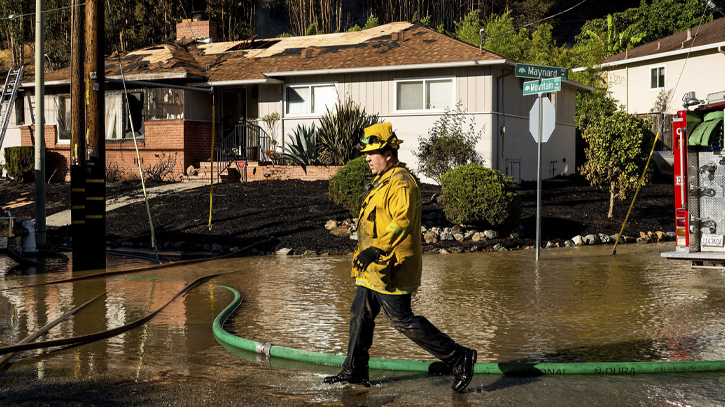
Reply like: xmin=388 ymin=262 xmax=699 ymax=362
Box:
xmin=6 ymin=19 xmax=590 ymax=183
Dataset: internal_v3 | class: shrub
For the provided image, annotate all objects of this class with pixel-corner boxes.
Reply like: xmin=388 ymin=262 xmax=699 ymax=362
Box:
xmin=441 ymin=163 xmax=521 ymax=230
xmin=317 ymin=99 xmax=379 ymax=165
xmin=281 ymin=123 xmax=319 ymax=165
xmin=106 ymin=163 xmax=127 ymax=182
xmin=4 ymin=146 xmax=35 ymax=182
xmin=144 ymin=152 xmax=178 ymax=182
xmin=580 ymin=111 xmax=656 ymax=218
xmin=328 ymin=156 xmax=375 ymax=217
xmin=413 ymin=103 xmax=484 ymax=184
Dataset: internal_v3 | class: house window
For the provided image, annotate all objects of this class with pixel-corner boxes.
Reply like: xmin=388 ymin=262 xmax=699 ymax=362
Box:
xmin=285 ymin=84 xmax=338 ymax=115
xmin=105 ymin=92 xmax=145 ymax=139
xmin=395 ymin=77 xmax=454 ymax=111
xmin=650 ymin=65 xmax=665 ymax=90
xmin=14 ymin=94 xmax=24 ymax=126
xmin=55 ymin=95 xmax=71 ymax=143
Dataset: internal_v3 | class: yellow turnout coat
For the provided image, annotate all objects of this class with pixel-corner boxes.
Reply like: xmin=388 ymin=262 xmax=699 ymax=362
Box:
xmin=352 ymin=162 xmax=423 ymax=294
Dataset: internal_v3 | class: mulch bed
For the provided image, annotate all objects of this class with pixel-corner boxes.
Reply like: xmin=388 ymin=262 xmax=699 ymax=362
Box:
xmin=0 ymin=175 xmax=674 ymax=255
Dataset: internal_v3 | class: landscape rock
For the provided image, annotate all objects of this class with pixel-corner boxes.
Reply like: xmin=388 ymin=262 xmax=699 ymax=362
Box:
xmin=598 ymin=234 xmax=612 ymax=244
xmin=572 ymin=235 xmax=584 ymax=246
xmin=276 ymin=248 xmax=293 ymax=255
xmin=440 ymin=231 xmax=454 ymax=241
xmin=448 ymin=246 xmax=464 ymax=253
xmin=424 ymin=231 xmax=439 ymax=244
xmin=186 ymin=165 xmax=197 ymax=176
xmin=472 ymin=232 xmax=483 ymax=242
xmin=330 ymin=227 xmax=352 ymax=238
xmin=655 ymin=231 xmax=667 ymax=241
xmin=564 ymin=240 xmax=575 ymax=247
xmin=350 ymin=233 xmax=358 ymax=240
xmin=453 ymin=233 xmax=464 ymax=242
xmin=667 ymin=231 xmax=676 ymax=240
xmin=583 ymin=234 xmax=601 ymax=245
xmin=211 ymin=243 xmax=223 ymax=252
xmin=483 ymin=230 xmax=499 ymax=239
xmin=493 ymin=243 xmax=507 ymax=252
xmin=325 ymin=220 xmax=338 ymax=230
xmin=464 ymin=230 xmax=476 ymax=240
xmin=545 ymin=241 xmax=556 ymax=248
xmin=439 ymin=248 xmax=449 ymax=254
xmin=623 ymin=235 xmax=637 ymax=243
xmin=637 ymin=235 xmax=652 ymax=243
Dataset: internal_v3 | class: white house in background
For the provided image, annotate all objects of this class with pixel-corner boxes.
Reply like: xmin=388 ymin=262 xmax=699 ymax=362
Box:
xmin=0 ymin=89 xmax=25 ymax=177
xmin=579 ymin=17 xmax=725 ymax=147
xmin=14 ymin=21 xmax=591 ymax=183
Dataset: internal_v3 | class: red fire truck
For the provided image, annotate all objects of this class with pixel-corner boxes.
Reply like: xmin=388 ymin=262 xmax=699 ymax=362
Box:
xmin=662 ymin=91 xmax=725 ymax=267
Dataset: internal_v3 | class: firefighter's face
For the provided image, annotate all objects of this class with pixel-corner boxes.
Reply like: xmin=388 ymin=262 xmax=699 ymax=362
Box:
xmin=365 ymin=150 xmax=393 ymax=175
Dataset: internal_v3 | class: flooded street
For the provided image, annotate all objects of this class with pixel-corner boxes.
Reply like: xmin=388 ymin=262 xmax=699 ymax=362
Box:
xmin=2 ymin=244 xmax=725 ymax=406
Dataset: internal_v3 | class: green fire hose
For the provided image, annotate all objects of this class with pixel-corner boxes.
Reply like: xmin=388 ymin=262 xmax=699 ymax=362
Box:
xmin=214 ymin=285 xmax=725 ymax=376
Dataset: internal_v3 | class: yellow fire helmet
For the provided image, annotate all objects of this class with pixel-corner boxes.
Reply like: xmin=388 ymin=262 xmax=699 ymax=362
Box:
xmin=360 ymin=123 xmax=403 ymax=152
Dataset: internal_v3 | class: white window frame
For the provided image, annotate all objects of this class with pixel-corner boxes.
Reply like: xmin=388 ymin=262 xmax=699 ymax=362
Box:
xmin=55 ymin=95 xmax=71 ymax=144
xmin=394 ymin=76 xmax=456 ymax=113
xmin=649 ymin=65 xmax=666 ymax=91
xmin=283 ymin=83 xmax=339 ymax=117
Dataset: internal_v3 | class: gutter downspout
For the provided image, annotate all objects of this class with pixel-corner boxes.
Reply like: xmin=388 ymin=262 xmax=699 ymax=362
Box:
xmin=497 ymin=69 xmax=514 ymax=174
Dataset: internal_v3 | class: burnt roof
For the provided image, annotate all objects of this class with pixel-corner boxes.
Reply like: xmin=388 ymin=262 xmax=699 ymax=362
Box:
xmin=27 ymin=22 xmax=508 ymax=86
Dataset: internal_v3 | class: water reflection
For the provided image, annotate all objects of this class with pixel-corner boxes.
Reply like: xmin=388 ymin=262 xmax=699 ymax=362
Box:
xmin=2 ymin=243 xmax=725 ymax=378
xmin=219 ymin=244 xmax=725 ymax=364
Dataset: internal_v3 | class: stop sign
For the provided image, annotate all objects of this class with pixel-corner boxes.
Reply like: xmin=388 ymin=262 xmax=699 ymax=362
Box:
xmin=529 ymin=97 xmax=556 ymax=143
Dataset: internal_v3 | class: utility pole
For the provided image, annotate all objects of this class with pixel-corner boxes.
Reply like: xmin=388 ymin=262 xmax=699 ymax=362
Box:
xmin=34 ymin=0 xmax=46 ymax=245
xmin=84 ymin=0 xmax=105 ymax=271
xmin=70 ymin=0 xmax=87 ymax=270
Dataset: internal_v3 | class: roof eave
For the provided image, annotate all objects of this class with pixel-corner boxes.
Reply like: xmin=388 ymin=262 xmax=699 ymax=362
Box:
xmin=198 ymin=78 xmax=285 ymax=87
xmin=573 ymin=40 xmax=725 ymax=72
xmin=264 ymin=59 xmax=514 ymax=77
xmin=20 ymin=72 xmax=202 ymax=88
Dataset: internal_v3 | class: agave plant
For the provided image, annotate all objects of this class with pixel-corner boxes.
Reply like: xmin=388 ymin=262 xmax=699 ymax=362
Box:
xmin=280 ymin=123 xmax=319 ymax=165
xmin=317 ymin=99 xmax=379 ymax=165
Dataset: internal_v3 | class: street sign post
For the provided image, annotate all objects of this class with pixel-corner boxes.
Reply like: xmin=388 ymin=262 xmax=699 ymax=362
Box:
xmin=515 ymin=63 xmax=568 ymax=80
xmin=523 ymin=77 xmax=561 ymax=96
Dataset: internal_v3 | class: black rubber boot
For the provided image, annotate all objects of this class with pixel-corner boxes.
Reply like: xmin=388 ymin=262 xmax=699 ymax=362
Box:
xmin=323 ymin=371 xmax=371 ymax=387
xmin=451 ymin=348 xmax=477 ymax=392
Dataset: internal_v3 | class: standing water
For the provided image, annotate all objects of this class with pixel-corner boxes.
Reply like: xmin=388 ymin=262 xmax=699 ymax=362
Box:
xmin=1 ymin=244 xmax=725 ymax=406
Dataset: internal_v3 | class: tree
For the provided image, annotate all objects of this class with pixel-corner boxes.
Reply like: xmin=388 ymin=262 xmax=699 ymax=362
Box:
xmin=579 ymin=111 xmax=656 ymax=218
xmin=413 ymin=103 xmax=484 ymax=185
xmin=0 ymin=0 xmax=30 ymax=70
xmin=582 ymin=14 xmax=645 ymax=57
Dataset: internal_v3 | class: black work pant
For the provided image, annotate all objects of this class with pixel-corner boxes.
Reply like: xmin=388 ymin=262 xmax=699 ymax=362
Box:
xmin=341 ymin=286 xmax=464 ymax=376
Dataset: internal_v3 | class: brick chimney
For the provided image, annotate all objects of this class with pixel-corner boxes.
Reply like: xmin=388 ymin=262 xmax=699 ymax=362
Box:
xmin=176 ymin=14 xmax=217 ymax=42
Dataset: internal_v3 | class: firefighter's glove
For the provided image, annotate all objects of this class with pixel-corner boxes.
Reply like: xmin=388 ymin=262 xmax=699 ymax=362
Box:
xmin=353 ymin=247 xmax=385 ymax=272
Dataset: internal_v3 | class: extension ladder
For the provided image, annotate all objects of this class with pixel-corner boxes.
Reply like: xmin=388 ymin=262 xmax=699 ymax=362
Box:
xmin=0 ymin=66 xmax=24 ymax=151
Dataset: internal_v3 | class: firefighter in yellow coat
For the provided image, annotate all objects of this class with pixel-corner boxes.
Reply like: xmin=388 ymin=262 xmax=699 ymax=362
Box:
xmin=323 ymin=123 xmax=477 ymax=392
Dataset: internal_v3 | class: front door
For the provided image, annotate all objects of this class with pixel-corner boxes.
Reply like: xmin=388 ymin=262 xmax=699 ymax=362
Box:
xmin=221 ymin=89 xmax=246 ymax=141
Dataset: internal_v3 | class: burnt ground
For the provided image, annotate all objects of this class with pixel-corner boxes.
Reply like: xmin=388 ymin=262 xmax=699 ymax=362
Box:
xmin=0 ymin=175 xmax=674 ymax=255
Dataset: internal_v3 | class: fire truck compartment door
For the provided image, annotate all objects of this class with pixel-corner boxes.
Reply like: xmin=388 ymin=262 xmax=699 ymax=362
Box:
xmin=688 ymin=111 xmax=723 ymax=147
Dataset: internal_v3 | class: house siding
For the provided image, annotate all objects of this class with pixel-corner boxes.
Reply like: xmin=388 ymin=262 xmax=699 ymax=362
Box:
xmin=605 ymin=49 xmax=725 ymax=115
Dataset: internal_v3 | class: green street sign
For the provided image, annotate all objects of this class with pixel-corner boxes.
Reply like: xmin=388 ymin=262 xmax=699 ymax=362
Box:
xmin=523 ymin=77 xmax=561 ymax=95
xmin=515 ymin=63 xmax=568 ymax=80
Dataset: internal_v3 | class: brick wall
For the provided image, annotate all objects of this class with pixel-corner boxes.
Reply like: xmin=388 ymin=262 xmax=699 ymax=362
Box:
xmin=20 ymin=120 xmax=214 ymax=182
xmin=189 ymin=160 xmax=342 ymax=183
xmin=20 ymin=125 xmax=71 ymax=182
xmin=176 ymin=19 xmax=217 ymax=41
